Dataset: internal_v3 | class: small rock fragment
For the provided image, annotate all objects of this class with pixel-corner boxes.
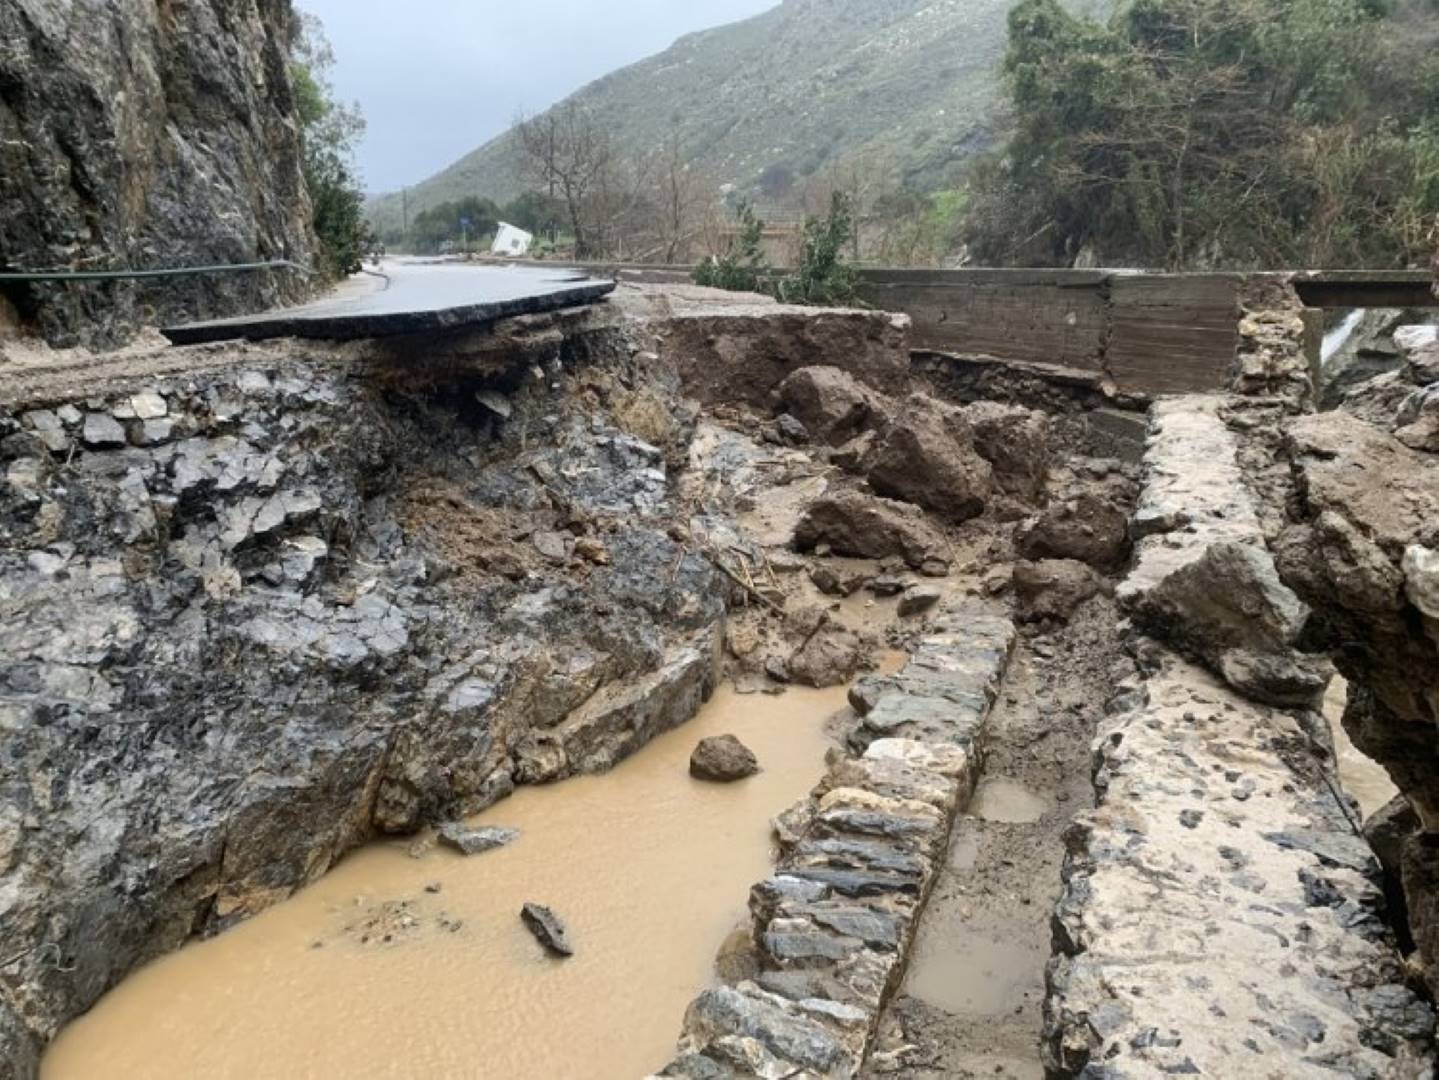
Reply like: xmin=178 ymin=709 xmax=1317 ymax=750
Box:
xmin=691 ymin=734 xmax=761 ymax=782
xmin=438 ymin=824 xmax=519 ymax=856
xmin=520 ymin=902 xmax=574 ymax=957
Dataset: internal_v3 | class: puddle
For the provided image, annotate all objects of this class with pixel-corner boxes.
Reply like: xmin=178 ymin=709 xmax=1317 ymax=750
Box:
xmin=1326 ymin=677 xmax=1399 ymax=819
xmin=904 ymin=910 xmax=1048 ymax=1016
xmin=42 ymin=682 xmax=849 ymax=1080
xmin=969 ymin=778 xmax=1049 ymax=824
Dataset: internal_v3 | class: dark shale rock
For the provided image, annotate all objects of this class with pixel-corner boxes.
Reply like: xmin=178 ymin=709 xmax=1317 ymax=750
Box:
xmin=897 ymin=585 xmax=942 ymax=618
xmin=867 ymin=394 xmax=992 ymax=523
xmin=0 ymin=0 xmax=313 ymax=346
xmin=690 ymin=735 xmax=760 ymax=783
xmin=793 ymin=491 xmax=950 ymax=572
xmin=437 ymin=824 xmax=519 ymax=856
xmin=520 ymin=903 xmax=574 ymax=957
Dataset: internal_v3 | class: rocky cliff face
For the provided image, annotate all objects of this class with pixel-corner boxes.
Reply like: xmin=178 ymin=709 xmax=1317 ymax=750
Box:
xmin=0 ymin=0 xmax=314 ymax=346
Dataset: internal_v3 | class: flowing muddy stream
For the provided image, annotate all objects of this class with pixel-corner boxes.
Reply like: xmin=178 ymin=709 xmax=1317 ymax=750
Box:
xmin=42 ymin=680 xmax=861 ymax=1080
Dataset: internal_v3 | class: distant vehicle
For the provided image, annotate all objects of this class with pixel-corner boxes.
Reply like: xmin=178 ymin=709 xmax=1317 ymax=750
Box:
xmin=491 ymin=222 xmax=534 ymax=258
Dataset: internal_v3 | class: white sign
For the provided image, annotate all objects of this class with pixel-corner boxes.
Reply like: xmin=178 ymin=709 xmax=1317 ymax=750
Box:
xmin=491 ymin=223 xmax=534 ymax=257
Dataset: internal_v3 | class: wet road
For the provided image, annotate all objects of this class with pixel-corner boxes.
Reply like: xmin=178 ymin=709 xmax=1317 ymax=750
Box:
xmin=163 ymin=261 xmax=615 ymax=344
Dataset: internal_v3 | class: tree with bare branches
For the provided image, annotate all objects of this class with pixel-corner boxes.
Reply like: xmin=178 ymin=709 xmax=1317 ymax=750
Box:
xmin=514 ymin=102 xmax=613 ymax=258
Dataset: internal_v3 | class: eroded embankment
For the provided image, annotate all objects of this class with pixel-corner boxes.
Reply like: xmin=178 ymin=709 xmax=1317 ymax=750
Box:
xmin=0 ymin=313 xmax=733 ymax=1070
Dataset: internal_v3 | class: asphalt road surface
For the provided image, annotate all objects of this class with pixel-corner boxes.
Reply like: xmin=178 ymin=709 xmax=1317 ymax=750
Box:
xmin=163 ymin=260 xmax=615 ymax=345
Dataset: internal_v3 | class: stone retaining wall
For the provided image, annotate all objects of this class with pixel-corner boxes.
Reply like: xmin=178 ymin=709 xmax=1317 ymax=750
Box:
xmin=1044 ymin=393 xmax=1435 ymax=1076
xmin=658 ymin=603 xmax=1015 ymax=1079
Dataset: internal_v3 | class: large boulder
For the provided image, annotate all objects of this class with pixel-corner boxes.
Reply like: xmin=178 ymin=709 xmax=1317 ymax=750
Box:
xmin=866 ymin=395 xmax=991 ymax=523
xmin=777 ymin=366 xmax=891 ymax=447
xmin=1018 ymin=491 xmax=1130 ymax=571
xmin=1129 ymin=540 xmax=1328 ymax=707
xmin=962 ymin=401 xmax=1052 ymax=501
xmin=1013 ymin=559 xmax=1102 ymax=624
xmin=690 ymin=735 xmax=760 ymax=782
xmin=793 ymin=491 xmax=950 ymax=572
xmin=785 ymin=623 xmax=865 ymax=688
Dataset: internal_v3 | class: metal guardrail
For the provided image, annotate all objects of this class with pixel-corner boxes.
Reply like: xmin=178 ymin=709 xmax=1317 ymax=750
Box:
xmin=0 ymin=259 xmax=312 ymax=283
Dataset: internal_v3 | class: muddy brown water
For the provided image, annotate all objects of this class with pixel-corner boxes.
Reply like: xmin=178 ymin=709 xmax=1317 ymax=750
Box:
xmin=42 ymin=682 xmax=852 ymax=1080
xmin=1326 ymin=677 xmax=1399 ymax=820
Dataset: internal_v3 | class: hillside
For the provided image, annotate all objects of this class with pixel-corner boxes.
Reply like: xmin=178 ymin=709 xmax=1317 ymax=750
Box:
xmin=367 ymin=0 xmax=1103 ymax=235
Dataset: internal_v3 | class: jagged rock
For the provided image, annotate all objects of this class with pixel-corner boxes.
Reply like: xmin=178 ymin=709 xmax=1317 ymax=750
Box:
xmin=1013 ymin=559 xmax=1102 ymax=623
xmin=897 ymin=586 xmax=942 ymax=618
xmin=1368 ymin=796 xmax=1421 ymax=878
xmin=690 ymin=735 xmax=760 ymax=782
xmin=830 ymin=429 xmax=878 ymax=473
xmin=1397 ymin=386 xmax=1439 ymax=453
xmin=1406 ymin=342 xmax=1439 ymax=386
xmin=520 ymin=903 xmax=574 ymax=957
xmin=962 ymin=401 xmax=1052 ymax=500
xmin=793 ymin=491 xmax=950 ymax=571
xmin=786 ymin=623 xmax=865 ymax=689
xmin=777 ymin=365 xmax=892 ymax=446
xmin=867 ymin=394 xmax=991 ymax=522
xmin=437 ymin=824 xmax=519 ymax=856
xmin=1018 ymin=491 xmax=1130 ymax=570
xmin=774 ymin=413 xmax=810 ymax=444
xmin=81 ymin=413 xmax=127 ymax=449
xmin=1130 ymin=540 xmax=1327 ymax=707
xmin=809 ymin=563 xmax=866 ymax=597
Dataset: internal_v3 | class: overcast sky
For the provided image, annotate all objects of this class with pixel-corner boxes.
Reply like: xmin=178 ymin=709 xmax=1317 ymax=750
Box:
xmin=298 ymin=0 xmax=780 ymax=195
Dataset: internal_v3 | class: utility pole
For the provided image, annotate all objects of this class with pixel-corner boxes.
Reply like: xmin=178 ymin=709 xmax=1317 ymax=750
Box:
xmin=402 ymin=187 xmax=409 ymax=246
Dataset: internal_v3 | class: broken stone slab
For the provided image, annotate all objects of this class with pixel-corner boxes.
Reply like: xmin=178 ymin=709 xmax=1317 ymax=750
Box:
xmin=437 ymin=824 xmax=519 ymax=856
xmin=1044 ymin=652 xmax=1434 ymax=1077
xmin=520 ymin=902 xmax=574 ymax=957
xmin=661 ymin=601 xmax=1014 ymax=1079
xmin=793 ymin=491 xmax=950 ymax=572
xmin=1121 ymin=395 xmax=1327 ymax=706
xmin=690 ymin=734 xmax=760 ymax=782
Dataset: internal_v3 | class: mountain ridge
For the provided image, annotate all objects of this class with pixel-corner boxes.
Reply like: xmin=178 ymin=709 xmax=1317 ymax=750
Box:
xmin=367 ymin=0 xmax=1105 ymax=236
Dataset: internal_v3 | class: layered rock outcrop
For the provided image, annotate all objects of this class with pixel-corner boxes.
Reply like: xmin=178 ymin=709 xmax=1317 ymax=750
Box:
xmin=0 ymin=0 xmax=314 ymax=346
xmin=0 ymin=323 xmax=727 ymax=1072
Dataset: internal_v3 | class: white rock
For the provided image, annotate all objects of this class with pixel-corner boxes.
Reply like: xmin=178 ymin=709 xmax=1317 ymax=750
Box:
xmin=1403 ymin=545 xmax=1439 ymax=621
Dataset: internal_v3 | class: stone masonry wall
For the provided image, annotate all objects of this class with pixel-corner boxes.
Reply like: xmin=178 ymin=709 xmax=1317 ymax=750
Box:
xmin=659 ymin=603 xmax=1015 ymax=1079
